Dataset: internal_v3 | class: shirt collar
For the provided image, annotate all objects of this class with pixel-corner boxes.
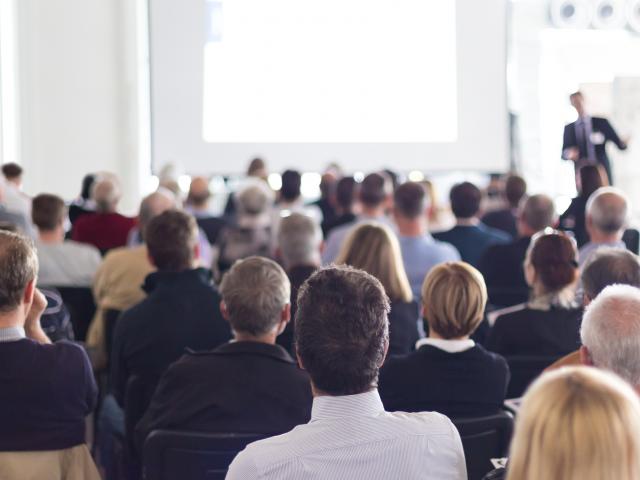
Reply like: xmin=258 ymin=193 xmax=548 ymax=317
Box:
xmin=0 ymin=326 xmax=26 ymax=343
xmin=416 ymin=337 xmax=475 ymax=353
xmin=311 ymin=389 xmax=385 ymax=422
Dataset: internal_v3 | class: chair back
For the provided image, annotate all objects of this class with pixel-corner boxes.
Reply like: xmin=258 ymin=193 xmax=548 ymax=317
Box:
xmin=452 ymin=411 xmax=513 ymax=480
xmin=506 ymin=355 xmax=562 ymax=398
xmin=56 ymin=286 xmax=97 ymax=342
xmin=623 ymin=228 xmax=640 ymax=255
xmin=143 ymin=430 xmax=267 ymax=480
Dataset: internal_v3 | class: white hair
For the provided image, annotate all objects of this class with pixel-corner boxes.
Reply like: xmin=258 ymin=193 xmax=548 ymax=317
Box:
xmin=581 ymin=284 xmax=640 ymax=386
xmin=277 ymin=213 xmax=322 ymax=269
xmin=586 ymin=187 xmax=629 ymax=234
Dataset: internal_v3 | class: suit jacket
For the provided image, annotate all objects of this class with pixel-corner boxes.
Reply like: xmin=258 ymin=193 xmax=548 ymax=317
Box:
xmin=479 ymin=236 xmax=531 ymax=308
xmin=277 ymin=264 xmax=317 ymax=354
xmin=559 ymin=196 xmax=589 ymax=248
xmin=434 ymin=224 xmax=511 ymax=268
xmin=481 ymin=209 xmax=518 ymax=239
xmin=135 ymin=341 xmax=312 ymax=451
xmin=388 ymin=300 xmax=421 ymax=356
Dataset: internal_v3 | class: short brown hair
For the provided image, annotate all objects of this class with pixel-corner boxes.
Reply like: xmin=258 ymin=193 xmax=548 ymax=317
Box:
xmin=2 ymin=163 xmax=22 ymax=180
xmin=421 ymin=262 xmax=487 ymax=338
xmin=527 ymin=232 xmax=578 ymax=292
xmin=359 ymin=173 xmax=390 ymax=208
xmin=394 ymin=182 xmax=428 ymax=219
xmin=0 ymin=231 xmax=38 ymax=312
xmin=145 ymin=210 xmax=198 ymax=271
xmin=505 ymin=175 xmax=527 ymax=208
xmin=32 ymin=194 xmax=66 ymax=231
xmin=450 ymin=182 xmax=481 ymax=219
xmin=296 ymin=265 xmax=390 ymax=395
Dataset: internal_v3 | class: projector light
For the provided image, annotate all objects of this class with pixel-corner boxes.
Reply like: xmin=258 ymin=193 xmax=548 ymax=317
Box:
xmin=408 ymin=170 xmax=425 ymax=182
xmin=268 ymin=173 xmax=282 ymax=191
xmin=592 ymin=0 xmax=626 ymax=29
xmin=550 ymin=0 xmax=593 ymax=28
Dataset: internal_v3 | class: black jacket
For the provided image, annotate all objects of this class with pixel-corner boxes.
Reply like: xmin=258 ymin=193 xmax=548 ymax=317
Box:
xmin=479 ymin=237 xmax=532 ymax=308
xmin=277 ymin=265 xmax=317 ymax=354
xmin=388 ymin=300 xmax=421 ymax=356
xmin=135 ymin=341 xmax=312 ymax=451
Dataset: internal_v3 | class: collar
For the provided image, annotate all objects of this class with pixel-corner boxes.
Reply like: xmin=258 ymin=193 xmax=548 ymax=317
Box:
xmin=0 ymin=326 xmax=26 ymax=343
xmin=311 ymin=389 xmax=385 ymax=422
xmin=202 ymin=340 xmax=296 ymax=364
xmin=142 ymin=268 xmax=213 ymax=293
xmin=416 ymin=337 xmax=475 ymax=353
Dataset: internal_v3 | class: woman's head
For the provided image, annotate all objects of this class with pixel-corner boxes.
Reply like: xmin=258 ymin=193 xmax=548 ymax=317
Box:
xmin=507 ymin=366 xmax=640 ymax=480
xmin=335 ymin=223 xmax=412 ymax=303
xmin=525 ymin=231 xmax=578 ymax=294
xmin=421 ymin=262 xmax=487 ymax=339
xmin=579 ymin=164 xmax=607 ymax=198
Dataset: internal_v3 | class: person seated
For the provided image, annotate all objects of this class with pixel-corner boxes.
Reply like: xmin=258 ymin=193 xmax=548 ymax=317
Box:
xmin=579 ymin=186 xmax=628 ymax=267
xmin=72 ymin=175 xmax=136 ymax=253
xmin=0 ymin=163 xmax=32 ymax=222
xmin=68 ymin=174 xmax=97 ymax=226
xmin=227 ymin=265 xmax=467 ymax=480
xmin=275 ymin=213 xmax=322 ymax=353
xmin=312 ymin=171 xmax=338 ymax=227
xmin=136 ymin=256 xmax=312 ymax=451
xmin=505 ymin=367 xmax=640 ymax=480
xmin=379 ymin=262 xmax=508 ymax=418
xmin=185 ymin=176 xmax=226 ymax=245
xmin=480 ymin=194 xmax=556 ymax=307
xmin=336 ymin=223 xmax=419 ymax=355
xmin=223 ymin=157 xmax=268 ymax=217
xmin=487 ymin=232 xmax=582 ymax=357
xmin=321 ymin=175 xmax=357 ymax=236
xmin=393 ymin=181 xmax=460 ymax=299
xmin=481 ymin=174 xmax=527 ymax=238
xmin=434 ymin=181 xmax=511 ymax=267
xmin=0 ymin=183 xmax=35 ymax=237
xmin=32 ymin=193 xmax=101 ymax=287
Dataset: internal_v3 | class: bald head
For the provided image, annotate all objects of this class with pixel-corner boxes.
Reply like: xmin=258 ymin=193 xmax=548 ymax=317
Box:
xmin=138 ymin=189 xmax=176 ymax=237
xmin=519 ymin=194 xmax=556 ymax=236
xmin=586 ymin=187 xmax=628 ymax=237
xmin=187 ymin=177 xmax=211 ymax=209
xmin=92 ymin=177 xmax=121 ymax=213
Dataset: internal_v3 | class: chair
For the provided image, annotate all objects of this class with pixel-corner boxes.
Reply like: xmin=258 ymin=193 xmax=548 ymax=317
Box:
xmin=452 ymin=411 xmax=514 ymax=480
xmin=623 ymin=228 xmax=640 ymax=255
xmin=55 ymin=286 xmax=97 ymax=342
xmin=143 ymin=430 xmax=267 ymax=480
xmin=506 ymin=355 xmax=562 ymax=398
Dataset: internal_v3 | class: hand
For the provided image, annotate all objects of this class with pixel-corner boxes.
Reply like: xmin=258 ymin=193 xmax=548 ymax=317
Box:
xmin=564 ymin=147 xmax=580 ymax=162
xmin=24 ymin=289 xmax=51 ymax=344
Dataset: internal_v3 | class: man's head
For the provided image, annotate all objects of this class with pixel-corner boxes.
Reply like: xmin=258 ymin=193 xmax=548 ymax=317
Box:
xmin=359 ymin=173 xmax=392 ymax=211
xmin=449 ymin=182 xmax=481 ymax=220
xmin=505 ymin=175 xmax=527 ymax=209
xmin=335 ymin=176 xmax=357 ymax=213
xmin=145 ymin=210 xmax=199 ymax=271
xmin=138 ymin=189 xmax=176 ymax=241
xmin=581 ymin=285 xmax=640 ymax=388
xmin=518 ymin=194 xmax=556 ymax=237
xmin=186 ymin=177 xmax=211 ymax=209
xmin=2 ymin=163 xmax=23 ymax=187
xmin=0 ymin=231 xmax=38 ymax=322
xmin=393 ymin=182 xmax=429 ymax=221
xmin=586 ymin=187 xmax=628 ymax=241
xmin=582 ymin=249 xmax=640 ymax=303
xmin=295 ymin=265 xmax=390 ymax=396
xmin=236 ymin=181 xmax=274 ymax=216
xmin=280 ymin=170 xmax=302 ymax=202
xmin=32 ymin=194 xmax=66 ymax=233
xmin=219 ymin=256 xmax=291 ymax=339
xmin=319 ymin=172 xmax=337 ymax=200
xmin=92 ymin=177 xmax=121 ymax=213
xmin=579 ymin=165 xmax=606 ymax=198
xmin=570 ymin=91 xmax=586 ymax=117
xmin=277 ymin=213 xmax=322 ymax=269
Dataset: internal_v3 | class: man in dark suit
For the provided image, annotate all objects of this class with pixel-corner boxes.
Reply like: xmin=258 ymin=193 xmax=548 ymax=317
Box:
xmin=562 ymin=91 xmax=628 ymax=185
xmin=135 ymin=256 xmax=312 ymax=451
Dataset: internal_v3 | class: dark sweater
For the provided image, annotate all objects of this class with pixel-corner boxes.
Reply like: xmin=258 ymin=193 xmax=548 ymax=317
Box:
xmin=434 ymin=224 xmax=511 ymax=268
xmin=388 ymin=300 xmax=421 ymax=356
xmin=379 ymin=344 xmax=509 ymax=418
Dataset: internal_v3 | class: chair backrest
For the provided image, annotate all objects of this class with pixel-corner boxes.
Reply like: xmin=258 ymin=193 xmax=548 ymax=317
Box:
xmin=452 ymin=411 xmax=514 ymax=480
xmin=103 ymin=309 xmax=122 ymax=368
xmin=124 ymin=375 xmax=161 ymax=458
xmin=143 ymin=430 xmax=267 ymax=480
xmin=55 ymin=286 xmax=97 ymax=342
xmin=623 ymin=228 xmax=640 ymax=255
xmin=506 ymin=355 xmax=562 ymax=398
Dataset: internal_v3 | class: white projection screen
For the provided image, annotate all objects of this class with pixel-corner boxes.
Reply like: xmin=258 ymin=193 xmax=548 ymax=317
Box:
xmin=149 ymin=0 xmax=508 ymax=174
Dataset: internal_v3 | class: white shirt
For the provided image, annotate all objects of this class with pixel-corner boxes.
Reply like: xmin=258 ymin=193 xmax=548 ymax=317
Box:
xmin=226 ymin=389 xmax=467 ymax=480
xmin=36 ymin=240 xmax=102 ymax=287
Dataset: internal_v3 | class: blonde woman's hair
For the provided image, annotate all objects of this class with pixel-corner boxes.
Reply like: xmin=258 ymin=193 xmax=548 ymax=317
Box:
xmin=507 ymin=366 xmax=640 ymax=480
xmin=421 ymin=262 xmax=487 ymax=339
xmin=335 ymin=223 xmax=412 ymax=303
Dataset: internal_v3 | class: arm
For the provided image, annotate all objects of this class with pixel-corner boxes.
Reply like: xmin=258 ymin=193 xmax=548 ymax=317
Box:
xmin=603 ymin=119 xmax=628 ymax=150
xmin=25 ymin=289 xmax=51 ymax=345
xmin=80 ymin=345 xmax=99 ymax=414
xmin=562 ymin=125 xmax=579 ymax=161
xmin=226 ymin=448 xmax=260 ymax=480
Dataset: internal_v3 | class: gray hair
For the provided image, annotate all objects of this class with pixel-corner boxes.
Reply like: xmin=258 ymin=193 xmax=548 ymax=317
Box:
xmin=220 ymin=256 xmax=291 ymax=336
xmin=277 ymin=213 xmax=322 ymax=269
xmin=91 ymin=176 xmax=122 ymax=213
xmin=520 ymin=194 xmax=556 ymax=232
xmin=235 ymin=180 xmax=274 ymax=216
xmin=581 ymin=284 xmax=640 ymax=386
xmin=582 ymin=248 xmax=640 ymax=300
xmin=586 ymin=187 xmax=628 ymax=234
xmin=0 ymin=231 xmax=38 ymax=312
xmin=138 ymin=188 xmax=177 ymax=235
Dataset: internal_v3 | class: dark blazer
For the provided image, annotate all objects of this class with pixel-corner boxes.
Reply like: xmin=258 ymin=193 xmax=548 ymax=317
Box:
xmin=135 ymin=341 xmax=312 ymax=451
xmin=379 ymin=344 xmax=509 ymax=418
xmin=388 ymin=300 xmax=421 ymax=356
xmin=277 ymin=264 xmax=317 ymax=354
xmin=487 ymin=305 xmax=583 ymax=357
xmin=196 ymin=216 xmax=227 ymax=245
xmin=322 ymin=212 xmax=356 ymax=237
xmin=481 ymin=209 xmax=518 ymax=239
xmin=434 ymin=224 xmax=511 ymax=268
xmin=559 ymin=196 xmax=589 ymax=247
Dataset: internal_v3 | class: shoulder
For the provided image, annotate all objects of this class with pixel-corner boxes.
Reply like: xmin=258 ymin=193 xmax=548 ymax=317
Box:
xmin=383 ymin=410 xmax=459 ymax=438
xmin=64 ymin=240 xmax=101 ymax=257
xmin=489 ymin=303 xmax=528 ymax=326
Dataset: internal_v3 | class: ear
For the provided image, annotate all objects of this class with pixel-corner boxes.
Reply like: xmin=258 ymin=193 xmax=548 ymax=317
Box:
xmin=147 ymin=252 xmax=157 ymax=268
xmin=219 ymin=301 xmax=230 ymax=323
xmin=281 ymin=303 xmax=291 ymax=325
xmin=23 ymin=279 xmax=35 ymax=307
xmin=319 ymin=240 xmax=325 ymax=255
xmin=378 ymin=336 xmax=389 ymax=368
xmin=193 ymin=242 xmax=200 ymax=261
xmin=274 ymin=247 xmax=282 ymax=263
xmin=580 ymin=345 xmax=593 ymax=366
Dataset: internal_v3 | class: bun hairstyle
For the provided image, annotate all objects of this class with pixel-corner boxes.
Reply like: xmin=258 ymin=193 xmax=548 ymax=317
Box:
xmin=528 ymin=232 xmax=578 ymax=292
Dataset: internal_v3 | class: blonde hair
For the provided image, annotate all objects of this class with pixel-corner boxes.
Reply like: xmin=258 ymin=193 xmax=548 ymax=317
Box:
xmin=335 ymin=223 xmax=412 ymax=303
xmin=421 ymin=262 xmax=487 ymax=338
xmin=507 ymin=366 xmax=640 ymax=480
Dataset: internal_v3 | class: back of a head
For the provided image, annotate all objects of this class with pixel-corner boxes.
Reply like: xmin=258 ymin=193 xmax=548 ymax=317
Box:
xmin=505 ymin=175 xmax=527 ymax=208
xmin=0 ymin=231 xmax=38 ymax=313
xmin=280 ymin=170 xmax=302 ymax=202
xmin=80 ymin=174 xmax=96 ymax=201
xmin=527 ymin=232 xmax=578 ymax=293
xmin=295 ymin=265 xmax=390 ymax=395
xmin=359 ymin=173 xmax=390 ymax=208
xmin=247 ymin=157 xmax=266 ymax=178
xmin=145 ymin=210 xmax=198 ymax=271
xmin=220 ymin=256 xmax=290 ymax=336
xmin=187 ymin=177 xmax=211 ymax=207
xmin=335 ymin=176 xmax=357 ymax=210
xmin=520 ymin=194 xmax=556 ymax=233
xmin=277 ymin=213 xmax=322 ymax=268
xmin=394 ymin=182 xmax=428 ymax=220
xmin=336 ymin=223 xmax=412 ymax=303
xmin=507 ymin=367 xmax=640 ymax=480
xmin=581 ymin=284 xmax=640 ymax=386
xmin=2 ymin=163 xmax=23 ymax=181
xmin=32 ymin=194 xmax=66 ymax=231
xmin=236 ymin=181 xmax=274 ymax=216
xmin=92 ymin=177 xmax=121 ymax=213
xmin=587 ymin=187 xmax=628 ymax=235
xmin=319 ymin=172 xmax=337 ymax=199
xmin=138 ymin=189 xmax=176 ymax=238
xmin=421 ymin=262 xmax=487 ymax=339
xmin=582 ymin=249 xmax=640 ymax=300
xmin=579 ymin=165 xmax=606 ymax=198
xmin=449 ymin=182 xmax=481 ymax=219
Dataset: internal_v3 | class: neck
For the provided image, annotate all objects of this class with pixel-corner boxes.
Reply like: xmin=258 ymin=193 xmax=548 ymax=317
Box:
xmin=589 ymin=230 xmax=623 ymax=245
xmin=395 ymin=217 xmax=426 ymax=237
xmin=310 ymin=383 xmax=375 ymax=398
xmin=286 ymin=259 xmax=320 ymax=271
xmin=456 ymin=217 xmax=479 ymax=226
xmin=0 ymin=309 xmax=25 ymax=330
xmin=428 ymin=329 xmax=469 ymax=341
xmin=38 ymin=229 xmax=64 ymax=244
xmin=234 ymin=331 xmax=278 ymax=345
xmin=361 ymin=205 xmax=385 ymax=218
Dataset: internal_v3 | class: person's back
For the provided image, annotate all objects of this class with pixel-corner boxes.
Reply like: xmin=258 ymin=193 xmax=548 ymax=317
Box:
xmin=481 ymin=175 xmax=527 ymax=238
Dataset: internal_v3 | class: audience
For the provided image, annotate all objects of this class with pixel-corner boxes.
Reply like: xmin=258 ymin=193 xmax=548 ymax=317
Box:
xmin=312 ymin=171 xmax=338 ymax=227
xmin=336 ymin=223 xmax=420 ymax=355
xmin=379 ymin=262 xmax=509 ymax=417
xmin=321 ymin=175 xmax=357 ymax=236
xmin=223 ymin=157 xmax=268 ymax=216
xmin=487 ymin=232 xmax=582 ymax=356
xmin=227 ymin=265 xmax=467 ymax=479
xmin=434 ymin=181 xmax=510 ymax=267
xmin=0 ymin=183 xmax=35 ymax=237
xmin=393 ymin=181 xmax=460 ymax=299
xmin=1 ymin=163 xmax=32 ymax=221
xmin=579 ymin=186 xmax=628 ymax=267
xmin=72 ymin=176 xmax=136 ymax=253
xmin=136 ymin=256 xmax=312 ymax=451
xmin=32 ymin=194 xmax=101 ymax=287
xmin=482 ymin=174 xmax=527 ymax=238
xmin=68 ymin=174 xmax=96 ymax=226
xmin=480 ymin=194 xmax=556 ymax=307
xmin=505 ymin=367 xmax=640 ymax=480
xmin=185 ymin=176 xmax=227 ymax=245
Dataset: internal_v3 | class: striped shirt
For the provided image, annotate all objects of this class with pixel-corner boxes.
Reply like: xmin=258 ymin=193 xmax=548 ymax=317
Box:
xmin=226 ymin=389 xmax=467 ymax=480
